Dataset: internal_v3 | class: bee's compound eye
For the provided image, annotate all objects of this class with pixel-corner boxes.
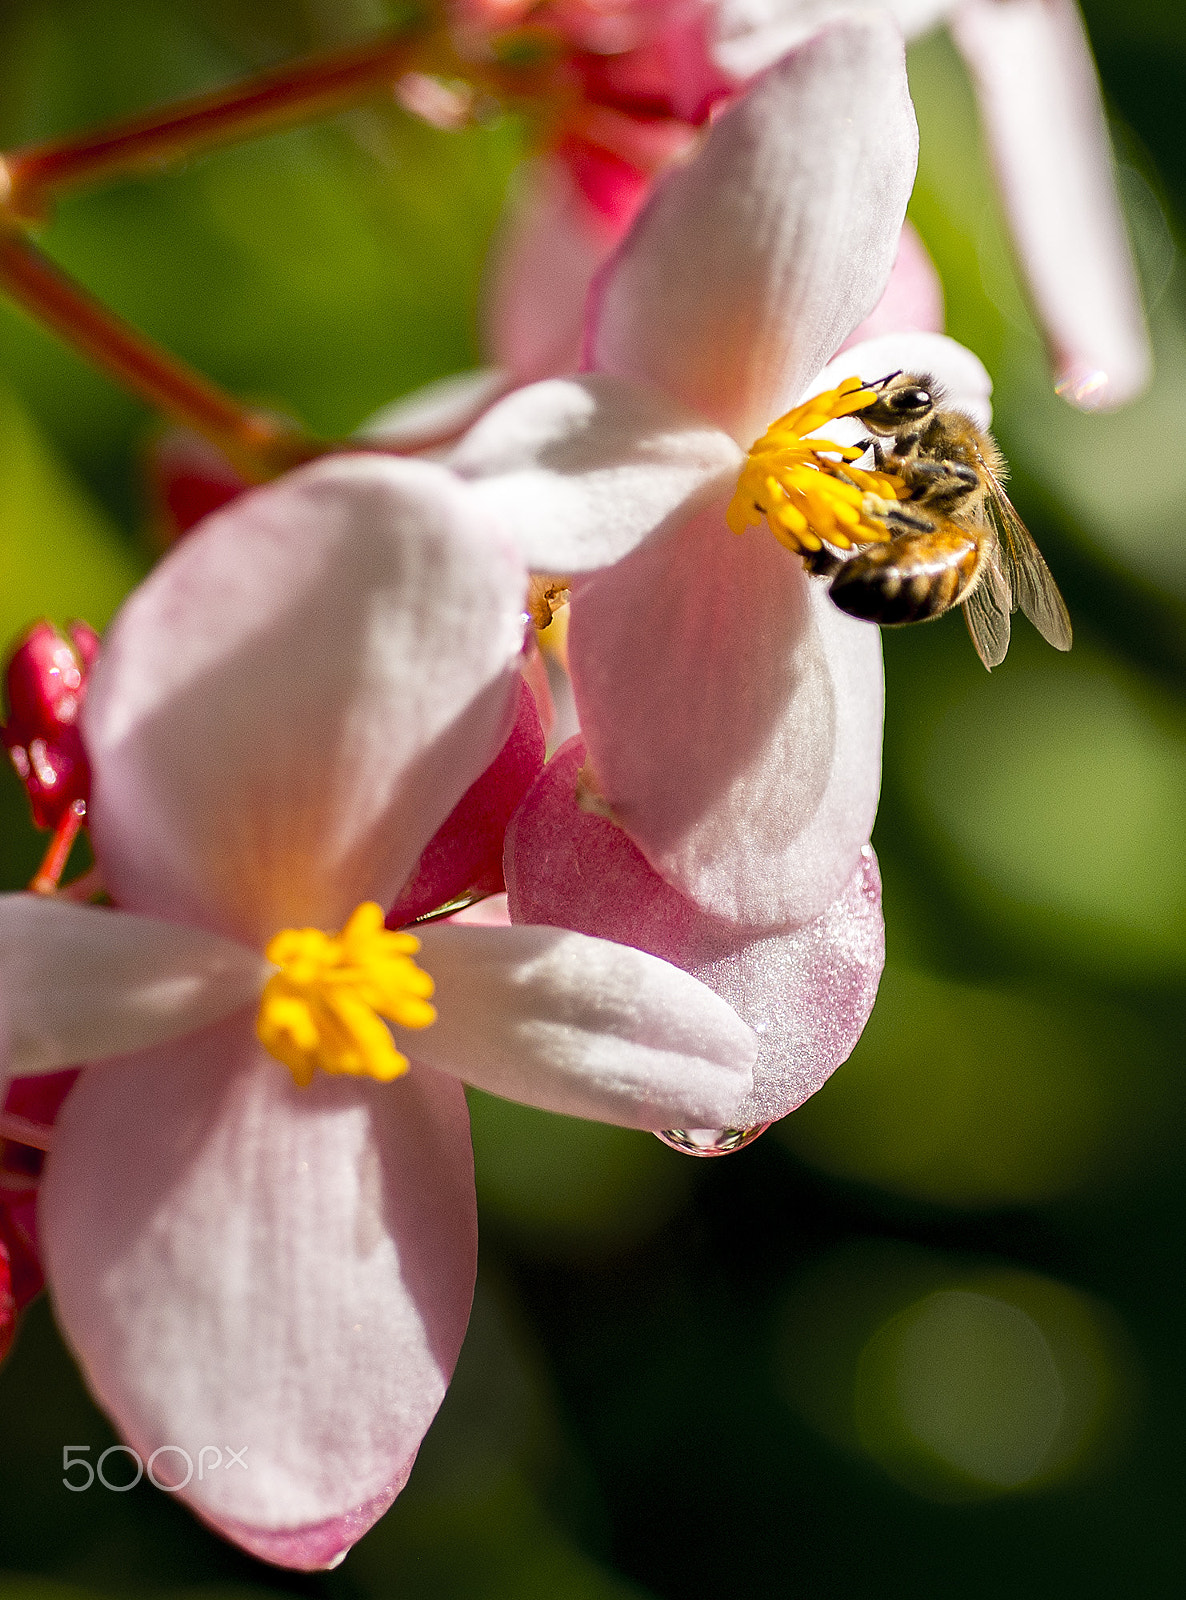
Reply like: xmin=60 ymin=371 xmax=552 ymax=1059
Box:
xmin=891 ymin=386 xmax=932 ymax=416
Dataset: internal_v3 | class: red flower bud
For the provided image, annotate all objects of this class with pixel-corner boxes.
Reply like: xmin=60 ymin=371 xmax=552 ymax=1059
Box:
xmin=2 ymin=621 xmax=98 ymax=831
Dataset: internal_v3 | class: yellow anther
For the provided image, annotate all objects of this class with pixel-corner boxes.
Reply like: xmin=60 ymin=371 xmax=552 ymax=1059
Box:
xmin=726 ymin=376 xmax=904 ymax=556
xmin=256 ymin=902 xmax=436 ymax=1088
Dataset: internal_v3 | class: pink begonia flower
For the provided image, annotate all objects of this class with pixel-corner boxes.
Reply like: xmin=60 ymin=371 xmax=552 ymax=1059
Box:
xmin=711 ymin=0 xmax=1150 ymax=409
xmin=0 ymin=453 xmax=756 ymax=1568
xmin=364 ymin=0 xmax=942 ymax=451
xmin=446 ymin=17 xmax=999 ymax=933
xmin=472 ymin=0 xmax=1146 ymax=411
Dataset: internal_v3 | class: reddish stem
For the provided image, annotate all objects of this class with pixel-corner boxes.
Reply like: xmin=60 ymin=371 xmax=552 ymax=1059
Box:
xmin=1 ymin=27 xmax=430 ymax=218
xmin=0 ymin=230 xmax=314 ymax=478
xmin=28 ymin=799 xmax=85 ymax=895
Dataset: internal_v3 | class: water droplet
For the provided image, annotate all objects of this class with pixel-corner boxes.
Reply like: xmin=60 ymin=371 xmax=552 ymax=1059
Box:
xmin=654 ymin=1124 xmax=771 ymax=1158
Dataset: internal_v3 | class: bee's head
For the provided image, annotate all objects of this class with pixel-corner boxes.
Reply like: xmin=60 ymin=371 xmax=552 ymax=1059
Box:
xmin=856 ymin=371 xmax=941 ymax=434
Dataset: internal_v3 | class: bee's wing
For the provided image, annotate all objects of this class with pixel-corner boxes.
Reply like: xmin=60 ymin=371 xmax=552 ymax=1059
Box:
xmin=963 ymin=542 xmax=1012 ymax=670
xmin=982 ymin=463 xmax=1073 ymax=651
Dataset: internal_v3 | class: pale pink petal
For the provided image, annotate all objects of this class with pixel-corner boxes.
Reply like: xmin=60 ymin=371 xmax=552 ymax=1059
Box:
xmin=839 ymin=223 xmax=945 ymax=349
xmin=588 ymin=16 xmax=918 ymax=444
xmin=84 ymin=455 xmax=527 ymax=949
xmin=710 ymin=0 xmax=956 ymax=81
xmin=40 ymin=1019 xmax=476 ymax=1569
xmin=357 ymin=370 xmax=513 ymax=454
xmin=386 ymin=677 xmax=545 ymax=927
xmin=506 ymin=737 xmax=884 ymax=1121
xmin=447 ymin=374 xmax=742 ymax=572
xmin=406 ymin=922 xmax=756 ymax=1129
xmin=568 ymin=498 xmax=883 ymax=929
xmin=951 ymin=0 xmax=1150 ymax=409
xmin=809 ymin=330 xmax=994 ymax=439
xmin=445 ymin=892 xmax=510 ymax=926
xmin=0 ymin=895 xmax=266 ymax=1079
xmin=483 ymin=156 xmax=622 ymax=382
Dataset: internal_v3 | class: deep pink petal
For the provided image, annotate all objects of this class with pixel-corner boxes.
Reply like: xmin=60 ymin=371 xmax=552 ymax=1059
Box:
xmin=567 ymin=499 xmax=883 ymax=929
xmin=484 ymin=157 xmax=622 ymax=382
xmin=387 ymin=677 xmax=546 ymax=926
xmin=406 ymin=921 xmax=756 ymax=1129
xmin=506 ymin=737 xmax=884 ymax=1121
xmin=147 ymin=428 xmax=250 ymax=541
xmin=951 ymin=0 xmax=1150 ymax=409
xmin=1 ymin=1068 xmax=78 ymax=1265
xmin=4 ymin=1066 xmax=79 ymax=1128
xmin=587 ymin=16 xmax=918 ymax=443
xmin=839 ymin=223 xmax=945 ymax=349
xmin=84 ymin=455 xmax=527 ymax=948
xmin=39 ymin=1018 xmax=476 ymax=1569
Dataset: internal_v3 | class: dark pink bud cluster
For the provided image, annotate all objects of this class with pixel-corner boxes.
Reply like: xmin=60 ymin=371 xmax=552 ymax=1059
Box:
xmin=2 ymin=621 xmax=100 ymax=832
xmin=147 ymin=427 xmax=249 ymax=543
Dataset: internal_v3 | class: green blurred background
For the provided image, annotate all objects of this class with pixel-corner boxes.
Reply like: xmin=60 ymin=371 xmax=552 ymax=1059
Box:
xmin=1 ymin=1 xmax=1185 ymax=1595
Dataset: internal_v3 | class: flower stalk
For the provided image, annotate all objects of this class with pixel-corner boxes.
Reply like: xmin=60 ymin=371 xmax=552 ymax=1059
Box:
xmin=0 ymin=229 xmax=315 ymax=479
xmin=0 ymin=26 xmax=432 ymax=220
xmin=28 ymin=799 xmax=86 ymax=896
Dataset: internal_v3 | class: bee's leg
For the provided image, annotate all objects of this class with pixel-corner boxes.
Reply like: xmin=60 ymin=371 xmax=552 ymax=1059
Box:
xmin=906 ymin=458 xmax=980 ymax=512
xmin=801 ymin=546 xmax=846 ymax=579
xmin=882 ymin=505 xmax=935 ymax=534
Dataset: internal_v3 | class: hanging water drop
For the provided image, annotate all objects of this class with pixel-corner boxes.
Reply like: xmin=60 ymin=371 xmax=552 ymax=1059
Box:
xmin=654 ymin=1124 xmax=771 ymax=1157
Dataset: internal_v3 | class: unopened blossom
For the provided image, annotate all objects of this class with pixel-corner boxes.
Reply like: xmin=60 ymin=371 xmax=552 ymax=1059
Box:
xmin=0 ymin=1069 xmax=76 ymax=1360
xmin=0 ymin=454 xmax=756 ymax=1568
xmin=446 ymin=16 xmax=999 ymax=1116
xmin=2 ymin=620 xmax=99 ymax=832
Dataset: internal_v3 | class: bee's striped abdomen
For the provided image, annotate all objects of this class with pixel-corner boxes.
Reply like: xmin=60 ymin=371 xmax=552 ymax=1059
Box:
xmin=827 ymin=527 xmax=982 ymax=627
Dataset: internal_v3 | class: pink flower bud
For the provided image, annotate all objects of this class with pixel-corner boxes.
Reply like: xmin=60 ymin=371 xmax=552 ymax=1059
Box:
xmin=2 ymin=621 xmax=98 ymax=831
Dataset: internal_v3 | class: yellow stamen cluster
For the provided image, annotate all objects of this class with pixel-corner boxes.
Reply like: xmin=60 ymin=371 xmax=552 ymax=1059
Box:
xmin=256 ymin=902 xmax=436 ymax=1088
xmin=726 ymin=377 xmax=903 ymax=555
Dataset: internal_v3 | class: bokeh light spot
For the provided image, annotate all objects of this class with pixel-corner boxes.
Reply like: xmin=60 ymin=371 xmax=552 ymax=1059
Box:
xmin=861 ymin=1290 xmax=1064 ymax=1487
xmin=907 ymin=646 xmax=1186 ymax=977
xmin=854 ymin=1270 xmax=1122 ymax=1501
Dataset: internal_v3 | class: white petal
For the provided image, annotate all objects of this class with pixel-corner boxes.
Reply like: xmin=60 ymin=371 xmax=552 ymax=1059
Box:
xmin=405 ymin=923 xmax=757 ymax=1130
xmin=588 ymin=16 xmax=918 ymax=444
xmin=568 ymin=501 xmax=885 ymax=929
xmin=357 ymin=370 xmax=512 ymax=453
xmin=951 ymin=0 xmax=1150 ymax=409
xmin=85 ymin=455 xmax=527 ymax=948
xmin=808 ymin=330 xmax=995 ymax=444
xmin=40 ymin=1024 xmax=476 ymax=1560
xmin=712 ymin=0 xmax=956 ymax=80
xmin=447 ymin=375 xmax=742 ymax=572
xmin=0 ymin=894 xmax=266 ymax=1079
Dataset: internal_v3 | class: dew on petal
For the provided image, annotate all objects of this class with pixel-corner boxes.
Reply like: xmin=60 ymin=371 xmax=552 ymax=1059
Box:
xmin=653 ymin=1123 xmax=770 ymax=1157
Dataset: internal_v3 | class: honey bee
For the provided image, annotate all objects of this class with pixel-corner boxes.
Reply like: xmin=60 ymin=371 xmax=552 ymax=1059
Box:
xmin=818 ymin=372 xmax=1072 ymax=669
